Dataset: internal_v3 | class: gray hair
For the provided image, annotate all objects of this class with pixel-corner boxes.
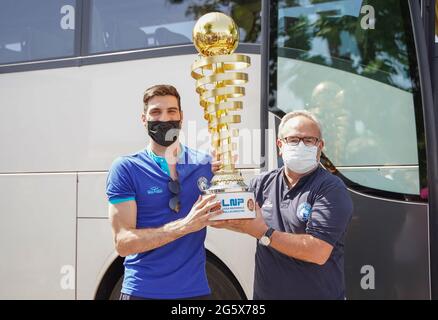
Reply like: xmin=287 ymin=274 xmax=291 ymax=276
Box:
xmin=278 ymin=110 xmax=323 ymax=139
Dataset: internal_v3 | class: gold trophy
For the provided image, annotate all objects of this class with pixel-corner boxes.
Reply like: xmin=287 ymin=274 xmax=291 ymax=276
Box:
xmin=191 ymin=12 xmax=255 ymax=220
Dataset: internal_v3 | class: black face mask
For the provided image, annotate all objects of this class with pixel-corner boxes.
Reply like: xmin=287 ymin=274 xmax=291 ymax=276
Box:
xmin=147 ymin=120 xmax=181 ymax=147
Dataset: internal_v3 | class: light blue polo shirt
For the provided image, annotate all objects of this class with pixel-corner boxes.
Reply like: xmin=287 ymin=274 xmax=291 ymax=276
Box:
xmin=106 ymin=145 xmax=213 ymax=299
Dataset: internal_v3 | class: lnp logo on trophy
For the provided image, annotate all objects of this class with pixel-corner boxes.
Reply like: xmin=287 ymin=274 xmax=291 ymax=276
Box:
xmin=191 ymin=12 xmax=255 ymax=220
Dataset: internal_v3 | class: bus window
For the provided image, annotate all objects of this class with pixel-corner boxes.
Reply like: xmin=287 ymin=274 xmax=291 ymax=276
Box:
xmin=0 ymin=0 xmax=76 ymax=65
xmin=270 ymin=0 xmax=426 ymax=199
xmin=87 ymin=0 xmax=261 ymax=54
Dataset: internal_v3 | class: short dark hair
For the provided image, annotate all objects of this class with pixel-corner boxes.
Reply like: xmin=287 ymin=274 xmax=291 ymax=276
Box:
xmin=143 ymin=84 xmax=181 ymax=113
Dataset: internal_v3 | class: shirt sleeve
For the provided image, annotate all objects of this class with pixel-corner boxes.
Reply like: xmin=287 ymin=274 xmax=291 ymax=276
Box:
xmin=305 ymin=180 xmax=353 ymax=246
xmin=106 ymin=157 xmax=136 ymax=204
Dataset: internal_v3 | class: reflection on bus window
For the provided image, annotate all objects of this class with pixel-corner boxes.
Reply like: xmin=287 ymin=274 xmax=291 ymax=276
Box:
xmin=278 ymin=0 xmax=412 ymax=91
xmin=273 ymin=0 xmax=425 ymax=197
xmin=0 ymin=0 xmax=76 ymax=65
xmin=435 ymin=0 xmax=438 ymax=43
xmin=88 ymin=0 xmax=261 ymax=54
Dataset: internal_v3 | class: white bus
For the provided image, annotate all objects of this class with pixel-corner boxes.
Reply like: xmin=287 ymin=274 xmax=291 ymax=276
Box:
xmin=1 ymin=0 xmax=437 ymax=300
xmin=0 ymin=0 xmax=264 ymax=299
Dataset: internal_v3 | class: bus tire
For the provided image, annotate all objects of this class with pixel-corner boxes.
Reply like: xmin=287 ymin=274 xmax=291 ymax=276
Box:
xmin=108 ymin=274 xmax=123 ymax=300
xmin=206 ymin=256 xmax=246 ymax=300
xmin=104 ymin=254 xmax=246 ymax=300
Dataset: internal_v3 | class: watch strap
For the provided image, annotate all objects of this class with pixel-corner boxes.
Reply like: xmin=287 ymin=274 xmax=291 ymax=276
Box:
xmin=264 ymin=227 xmax=275 ymax=239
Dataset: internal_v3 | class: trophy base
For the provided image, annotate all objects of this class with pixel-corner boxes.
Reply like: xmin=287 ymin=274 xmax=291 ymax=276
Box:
xmin=205 ymin=186 xmax=256 ymax=220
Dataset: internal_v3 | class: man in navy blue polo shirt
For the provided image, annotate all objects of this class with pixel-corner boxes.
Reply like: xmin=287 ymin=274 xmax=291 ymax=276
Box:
xmin=214 ymin=110 xmax=353 ymax=300
xmin=106 ymin=84 xmax=223 ymax=299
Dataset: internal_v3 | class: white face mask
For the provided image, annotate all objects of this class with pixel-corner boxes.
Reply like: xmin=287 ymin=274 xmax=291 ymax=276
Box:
xmin=282 ymin=141 xmax=319 ymax=174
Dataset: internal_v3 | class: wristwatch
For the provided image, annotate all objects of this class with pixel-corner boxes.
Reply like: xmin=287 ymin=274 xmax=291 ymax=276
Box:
xmin=259 ymin=227 xmax=275 ymax=247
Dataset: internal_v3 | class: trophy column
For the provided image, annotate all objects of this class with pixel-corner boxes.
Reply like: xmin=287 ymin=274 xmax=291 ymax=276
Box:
xmin=191 ymin=12 xmax=255 ymax=220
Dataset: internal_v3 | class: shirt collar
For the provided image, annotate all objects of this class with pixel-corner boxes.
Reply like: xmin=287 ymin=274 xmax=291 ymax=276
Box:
xmin=146 ymin=143 xmax=185 ymax=176
xmin=280 ymin=166 xmax=320 ymax=197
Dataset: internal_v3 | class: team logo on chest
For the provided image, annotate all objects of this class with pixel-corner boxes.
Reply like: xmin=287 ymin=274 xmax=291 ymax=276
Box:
xmin=262 ymin=200 xmax=273 ymax=208
xmin=197 ymin=176 xmax=209 ymax=192
xmin=147 ymin=186 xmax=163 ymax=195
xmin=297 ymin=202 xmax=312 ymax=222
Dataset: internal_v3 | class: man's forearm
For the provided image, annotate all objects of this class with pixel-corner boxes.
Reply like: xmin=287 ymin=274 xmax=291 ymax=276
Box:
xmin=269 ymin=232 xmax=332 ymax=265
xmin=116 ymin=219 xmax=189 ymax=257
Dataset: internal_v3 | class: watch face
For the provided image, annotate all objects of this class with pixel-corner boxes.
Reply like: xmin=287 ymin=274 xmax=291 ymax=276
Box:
xmin=259 ymin=236 xmax=270 ymax=246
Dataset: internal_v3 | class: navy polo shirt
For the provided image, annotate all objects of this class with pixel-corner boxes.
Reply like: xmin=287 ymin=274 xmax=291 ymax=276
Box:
xmin=106 ymin=145 xmax=213 ymax=299
xmin=250 ymin=166 xmax=353 ymax=300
